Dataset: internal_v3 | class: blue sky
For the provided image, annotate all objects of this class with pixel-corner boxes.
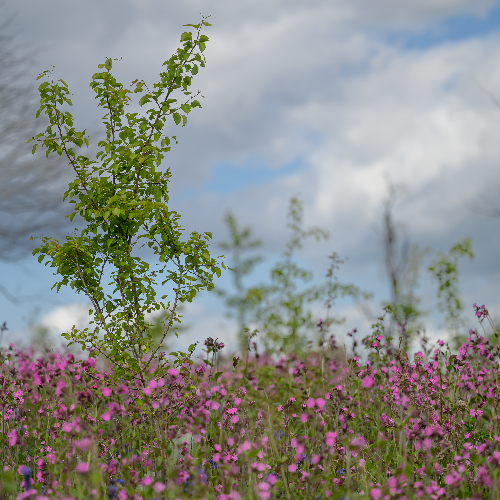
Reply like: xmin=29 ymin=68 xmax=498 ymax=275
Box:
xmin=390 ymin=2 xmax=500 ymax=50
xmin=1 ymin=0 xmax=500 ymax=356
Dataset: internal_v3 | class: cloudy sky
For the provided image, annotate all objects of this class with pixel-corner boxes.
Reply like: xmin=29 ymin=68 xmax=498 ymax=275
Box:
xmin=1 ymin=0 xmax=500 ymax=355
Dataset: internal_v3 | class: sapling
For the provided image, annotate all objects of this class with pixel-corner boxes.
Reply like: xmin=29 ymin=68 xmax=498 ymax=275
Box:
xmin=428 ymin=237 xmax=474 ymax=345
xmin=216 ymin=211 xmax=263 ymax=354
xmin=247 ymin=196 xmax=366 ymax=355
xmin=28 ymin=17 xmax=226 ymax=384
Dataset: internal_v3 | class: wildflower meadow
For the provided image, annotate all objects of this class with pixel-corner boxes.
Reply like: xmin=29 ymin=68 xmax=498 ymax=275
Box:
xmin=2 ymin=16 xmax=500 ymax=500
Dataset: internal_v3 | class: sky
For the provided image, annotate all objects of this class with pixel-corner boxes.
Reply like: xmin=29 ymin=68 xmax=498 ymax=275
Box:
xmin=1 ymin=0 xmax=500 ymax=358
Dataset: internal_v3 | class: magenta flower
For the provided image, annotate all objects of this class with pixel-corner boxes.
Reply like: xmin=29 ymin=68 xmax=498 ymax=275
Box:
xmin=370 ymin=488 xmax=382 ymax=499
xmin=7 ymin=429 xmax=18 ymax=446
xmin=116 ymin=385 xmax=129 ymax=395
xmin=325 ymin=432 xmax=337 ymax=446
xmin=153 ymin=482 xmax=166 ymax=492
xmin=141 ymin=476 xmax=153 ymax=486
xmin=101 ymin=412 xmax=111 ymax=421
xmin=361 ymin=376 xmax=374 ymax=388
xmin=101 ymin=387 xmax=112 ymax=397
xmin=62 ymin=422 xmax=72 ymax=433
xmin=75 ymin=462 xmax=89 ymax=474
xmin=315 ymin=398 xmax=326 ymax=408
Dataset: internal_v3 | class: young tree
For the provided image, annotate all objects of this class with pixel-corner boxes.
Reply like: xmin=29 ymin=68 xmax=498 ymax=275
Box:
xmin=428 ymin=237 xmax=474 ymax=345
xmin=215 ymin=211 xmax=263 ymax=354
xmin=380 ymin=181 xmax=428 ymax=352
xmin=246 ymin=196 xmax=366 ymax=356
xmin=29 ymin=17 xmax=226 ymax=384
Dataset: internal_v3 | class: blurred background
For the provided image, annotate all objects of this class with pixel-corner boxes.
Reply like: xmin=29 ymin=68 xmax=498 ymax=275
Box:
xmin=1 ymin=0 xmax=499 ymax=358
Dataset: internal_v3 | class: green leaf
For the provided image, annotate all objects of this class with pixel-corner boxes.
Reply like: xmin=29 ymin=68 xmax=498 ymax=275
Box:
xmin=173 ymin=113 xmax=181 ymax=125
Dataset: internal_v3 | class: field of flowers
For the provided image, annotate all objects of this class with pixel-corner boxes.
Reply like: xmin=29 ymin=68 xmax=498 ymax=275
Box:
xmin=1 ymin=304 xmax=500 ymax=500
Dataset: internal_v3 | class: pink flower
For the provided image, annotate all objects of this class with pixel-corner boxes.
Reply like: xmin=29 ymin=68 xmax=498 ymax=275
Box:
xmin=148 ymin=380 xmax=158 ymax=389
xmin=237 ymin=441 xmax=251 ymax=453
xmin=101 ymin=412 xmax=112 ymax=421
xmin=141 ymin=476 xmax=153 ymax=486
xmin=74 ymin=438 xmax=92 ymax=451
xmin=62 ymin=422 xmax=72 ymax=433
xmin=351 ymin=436 xmax=366 ymax=449
xmin=300 ymin=414 xmax=308 ymax=423
xmin=306 ymin=398 xmax=315 ymax=408
xmin=153 ymin=483 xmax=166 ymax=493
xmin=267 ymin=474 xmax=278 ymax=485
xmin=288 ymin=464 xmax=297 ymax=472
xmin=7 ymin=430 xmax=18 ymax=446
xmin=210 ymin=401 xmax=220 ymax=410
xmin=370 ymin=488 xmax=382 ymax=499
xmin=315 ymin=398 xmax=326 ymax=409
xmin=168 ymin=368 xmax=178 ymax=376
xmin=116 ymin=385 xmax=129 ymax=395
xmin=101 ymin=387 xmax=112 ymax=397
xmin=325 ymin=432 xmax=337 ymax=446
xmin=277 ymin=405 xmax=284 ymax=411
xmin=75 ymin=462 xmax=89 ymax=474
xmin=361 ymin=376 xmax=374 ymax=388
xmin=118 ymin=491 xmax=127 ymax=500
xmin=143 ymin=387 xmax=152 ymax=396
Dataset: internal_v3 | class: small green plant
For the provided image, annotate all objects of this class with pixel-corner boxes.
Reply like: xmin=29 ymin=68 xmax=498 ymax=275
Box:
xmin=216 ymin=211 xmax=264 ymax=354
xmin=428 ymin=237 xmax=474 ymax=346
xmin=242 ymin=196 xmax=366 ymax=355
xmin=28 ymin=17 xmax=226 ymax=384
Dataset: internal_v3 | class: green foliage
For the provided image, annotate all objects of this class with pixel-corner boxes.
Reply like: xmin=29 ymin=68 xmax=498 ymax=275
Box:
xmin=428 ymin=237 xmax=474 ymax=341
xmin=216 ymin=211 xmax=263 ymax=353
xmin=237 ymin=196 xmax=367 ymax=356
xmin=27 ymin=17 xmax=225 ymax=384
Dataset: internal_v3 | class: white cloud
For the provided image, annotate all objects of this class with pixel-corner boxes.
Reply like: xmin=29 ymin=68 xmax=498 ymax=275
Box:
xmin=3 ymin=0 xmax=500 ymax=349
